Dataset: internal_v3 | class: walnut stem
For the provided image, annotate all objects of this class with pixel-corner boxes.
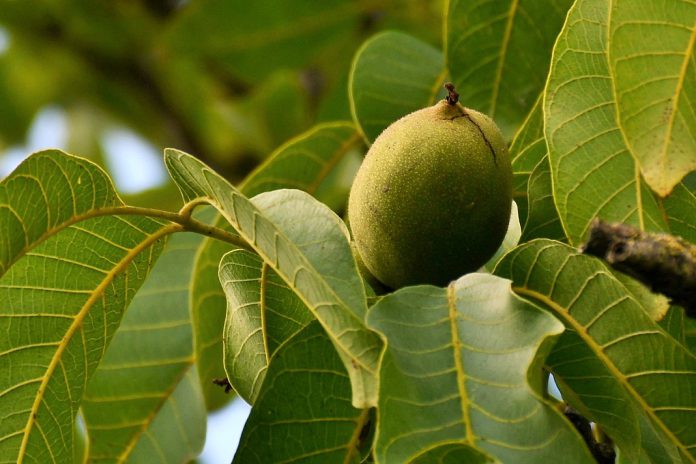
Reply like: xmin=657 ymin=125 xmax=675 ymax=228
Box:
xmin=444 ymin=82 xmax=459 ymax=105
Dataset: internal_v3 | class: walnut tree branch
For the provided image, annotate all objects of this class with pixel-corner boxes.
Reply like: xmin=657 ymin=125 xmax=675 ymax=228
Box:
xmin=581 ymin=218 xmax=696 ymax=316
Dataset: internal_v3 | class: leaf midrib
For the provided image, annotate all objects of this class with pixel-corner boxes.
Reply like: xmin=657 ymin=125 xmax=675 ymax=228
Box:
xmin=447 ymin=284 xmax=475 ymax=445
xmin=513 ymin=286 xmax=696 ymax=463
xmin=489 ymin=0 xmax=520 ymax=117
xmin=115 ymin=361 xmax=194 ymax=463
xmin=15 ymin=223 xmax=180 ymax=463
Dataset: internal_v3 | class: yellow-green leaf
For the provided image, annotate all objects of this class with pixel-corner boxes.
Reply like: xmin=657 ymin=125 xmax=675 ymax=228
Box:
xmin=219 ymin=249 xmax=312 ymax=403
xmin=609 ymin=0 xmax=696 ymax=196
xmin=0 ymin=151 xmax=172 ymax=463
xmin=189 ymin=122 xmax=363 ymax=410
xmin=81 ymin=232 xmax=206 ymax=463
xmin=445 ymin=0 xmax=574 ymax=139
xmin=366 ymin=273 xmax=593 ymax=463
xmin=496 ymin=240 xmax=696 ymax=462
xmin=349 ymin=31 xmax=445 ymax=143
xmin=544 ymin=0 xmax=668 ymax=245
xmin=233 ymin=322 xmax=369 ymax=463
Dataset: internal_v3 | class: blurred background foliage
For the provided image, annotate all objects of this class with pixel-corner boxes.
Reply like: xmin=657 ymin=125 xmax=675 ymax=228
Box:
xmin=0 ymin=0 xmax=444 ymax=210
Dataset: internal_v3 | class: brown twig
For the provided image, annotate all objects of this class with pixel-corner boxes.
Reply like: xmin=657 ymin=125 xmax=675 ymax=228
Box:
xmin=564 ymin=406 xmax=616 ymax=464
xmin=581 ymin=218 xmax=696 ymax=316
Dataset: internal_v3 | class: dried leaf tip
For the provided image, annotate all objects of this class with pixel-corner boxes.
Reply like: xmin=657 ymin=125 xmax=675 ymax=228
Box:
xmin=444 ymin=82 xmax=459 ymax=105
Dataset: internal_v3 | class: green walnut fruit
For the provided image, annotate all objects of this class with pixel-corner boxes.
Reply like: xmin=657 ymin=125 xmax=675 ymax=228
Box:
xmin=348 ymin=85 xmax=512 ymax=289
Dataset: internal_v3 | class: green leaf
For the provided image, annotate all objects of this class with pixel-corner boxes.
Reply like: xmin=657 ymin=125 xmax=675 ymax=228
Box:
xmin=218 ymin=249 xmax=313 ymax=403
xmin=164 ymin=0 xmax=376 ymax=84
xmin=125 ymin=367 xmax=206 ymax=463
xmin=483 ymin=200 xmax=521 ymax=271
xmin=659 ymin=307 xmax=686 ymax=345
xmin=609 ymin=271 xmax=670 ymax=322
xmin=409 ymin=442 xmax=493 ymax=464
xmin=663 ymin=183 xmax=696 ymax=244
xmin=510 ymin=96 xmax=548 ymax=224
xmin=522 ymin=157 xmax=565 ymax=242
xmin=609 ymin=0 xmax=696 ymax=196
xmin=510 ymin=97 xmax=547 ymax=176
xmin=240 ymin=122 xmax=363 ymax=199
xmin=189 ymin=122 xmax=363 ymax=409
xmin=0 ymin=151 xmax=169 ymax=463
xmin=349 ymin=30 xmax=445 ymax=143
xmin=366 ymin=273 xmax=594 ymax=463
xmin=548 ymin=330 xmax=642 ymax=461
xmin=0 ymin=149 xmax=121 ymax=276
xmin=190 ymin=234 xmax=234 ymax=411
xmin=445 ymin=0 xmax=574 ymax=139
xmin=81 ymin=232 xmax=205 ymax=462
xmin=495 ymin=239 xmax=696 ymax=462
xmin=233 ymin=322 xmax=368 ymax=463
xmin=544 ymin=0 xmax=668 ymax=245
xmin=165 ymin=149 xmax=383 ymax=408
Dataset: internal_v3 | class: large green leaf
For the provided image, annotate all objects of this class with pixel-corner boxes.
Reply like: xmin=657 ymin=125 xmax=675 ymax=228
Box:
xmin=349 ymin=30 xmax=445 ymax=143
xmin=495 ymin=240 xmax=696 ymax=462
xmin=366 ymin=273 xmax=594 ymax=463
xmin=165 ymin=149 xmax=382 ymax=408
xmin=189 ymin=122 xmax=362 ymax=409
xmin=81 ymin=232 xmax=206 ymax=462
xmin=233 ymin=322 xmax=368 ymax=463
xmin=609 ymin=0 xmax=696 ymax=196
xmin=0 ymin=152 xmax=171 ymax=462
xmin=445 ymin=0 xmax=573 ymax=139
xmin=219 ymin=249 xmax=312 ymax=403
xmin=544 ymin=0 xmax=668 ymax=245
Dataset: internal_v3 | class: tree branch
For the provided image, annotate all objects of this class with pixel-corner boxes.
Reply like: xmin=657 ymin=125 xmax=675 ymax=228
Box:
xmin=581 ymin=218 xmax=696 ymax=316
xmin=564 ymin=406 xmax=616 ymax=464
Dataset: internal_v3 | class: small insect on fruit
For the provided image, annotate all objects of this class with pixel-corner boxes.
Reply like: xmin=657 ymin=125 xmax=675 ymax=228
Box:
xmin=348 ymin=83 xmax=512 ymax=289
